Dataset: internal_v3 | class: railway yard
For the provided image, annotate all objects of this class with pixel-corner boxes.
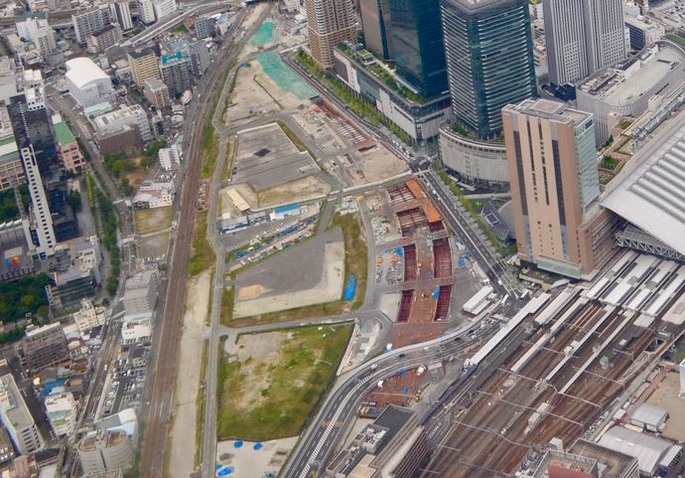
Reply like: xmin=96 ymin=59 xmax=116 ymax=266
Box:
xmin=421 ymin=250 xmax=685 ymax=477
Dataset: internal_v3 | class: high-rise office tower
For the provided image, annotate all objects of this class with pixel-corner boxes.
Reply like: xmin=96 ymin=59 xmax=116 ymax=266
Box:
xmin=543 ymin=0 xmax=627 ymax=85
xmin=8 ymin=72 xmax=59 ymax=257
xmin=305 ymin=0 xmax=357 ymax=68
xmin=441 ymin=0 xmax=537 ymax=139
xmin=389 ymin=0 xmax=447 ymax=97
xmin=360 ymin=0 xmax=394 ymax=61
xmin=503 ymin=98 xmax=602 ymax=278
xmin=8 ymin=72 xmax=57 ymax=176
xmin=137 ymin=0 xmax=156 ymax=25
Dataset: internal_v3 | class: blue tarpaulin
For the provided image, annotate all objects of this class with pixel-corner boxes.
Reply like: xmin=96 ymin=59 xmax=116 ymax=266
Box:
xmin=432 ymin=286 xmax=440 ymax=300
xmin=343 ymin=274 xmax=356 ymax=301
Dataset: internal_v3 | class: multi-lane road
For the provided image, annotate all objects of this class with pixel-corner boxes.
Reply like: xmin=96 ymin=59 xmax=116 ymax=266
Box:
xmin=281 ymin=321 xmax=500 ymax=478
xmin=417 ymin=169 xmax=522 ymax=297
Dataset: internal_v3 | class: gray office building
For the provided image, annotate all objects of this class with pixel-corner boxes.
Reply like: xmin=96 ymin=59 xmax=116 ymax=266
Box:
xmin=440 ymin=0 xmax=537 ymax=139
xmin=543 ymin=0 xmax=627 ymax=85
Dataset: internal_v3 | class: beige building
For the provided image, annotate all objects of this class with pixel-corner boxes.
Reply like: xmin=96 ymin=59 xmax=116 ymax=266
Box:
xmin=87 ymin=24 xmax=122 ymax=54
xmin=359 ymin=0 xmax=393 ymax=60
xmin=143 ymin=78 xmax=170 ymax=110
xmin=305 ymin=0 xmax=356 ymax=68
xmin=127 ymin=49 xmax=161 ymax=87
xmin=503 ymin=98 xmax=614 ymax=279
xmin=32 ymin=26 xmax=56 ymax=58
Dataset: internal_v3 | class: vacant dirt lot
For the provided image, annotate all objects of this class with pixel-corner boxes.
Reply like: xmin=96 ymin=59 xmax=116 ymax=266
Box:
xmin=218 ymin=324 xmax=352 ymax=441
xmin=168 ymin=270 xmax=212 ymax=477
xmin=134 ymin=206 xmax=172 ymax=235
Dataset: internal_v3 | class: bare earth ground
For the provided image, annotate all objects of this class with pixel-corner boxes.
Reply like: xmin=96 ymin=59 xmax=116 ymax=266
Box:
xmin=357 ymin=146 xmax=409 ymax=183
xmin=134 ymin=206 xmax=172 ymax=235
xmin=137 ymin=231 xmax=170 ymax=260
xmin=225 ymin=51 xmax=308 ymax=125
xmin=168 ymin=270 xmax=212 ymax=477
xmin=216 ymin=437 xmax=298 ymax=478
xmin=222 ymin=176 xmax=330 ymax=213
xmin=257 ymin=176 xmax=330 ymax=208
xmin=225 ymin=60 xmax=281 ymax=123
xmin=645 ymin=371 xmax=685 ymax=442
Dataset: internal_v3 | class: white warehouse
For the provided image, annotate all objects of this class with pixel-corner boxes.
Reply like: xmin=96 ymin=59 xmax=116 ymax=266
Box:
xmin=65 ymin=58 xmax=114 ymax=108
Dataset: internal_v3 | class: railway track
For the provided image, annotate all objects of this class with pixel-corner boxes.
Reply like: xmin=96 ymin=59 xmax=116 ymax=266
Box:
xmin=137 ymin=8 xmax=253 ymax=475
xmin=422 ymin=299 xmax=662 ymax=477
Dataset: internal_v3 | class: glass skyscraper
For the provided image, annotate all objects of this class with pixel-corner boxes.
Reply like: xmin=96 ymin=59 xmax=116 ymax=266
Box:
xmin=389 ymin=0 xmax=448 ymax=98
xmin=441 ymin=0 xmax=537 ymax=139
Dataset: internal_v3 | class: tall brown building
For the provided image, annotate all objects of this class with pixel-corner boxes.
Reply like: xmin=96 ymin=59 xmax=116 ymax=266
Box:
xmin=503 ymin=98 xmax=616 ymax=279
xmin=21 ymin=323 xmax=69 ymax=375
xmin=127 ymin=49 xmax=161 ymax=88
xmin=305 ymin=0 xmax=357 ymax=68
xmin=360 ymin=0 xmax=393 ymax=60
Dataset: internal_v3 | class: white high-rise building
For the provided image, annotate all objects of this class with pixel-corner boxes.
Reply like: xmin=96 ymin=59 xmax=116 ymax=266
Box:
xmin=153 ymin=0 xmax=176 ymax=20
xmin=72 ymin=6 xmax=111 ymax=44
xmin=32 ymin=27 xmax=56 ymax=58
xmin=15 ymin=15 xmax=49 ymax=42
xmin=44 ymin=391 xmax=77 ymax=437
xmin=22 ymin=145 xmax=55 ymax=257
xmin=0 ymin=363 xmax=44 ymax=455
xmin=543 ymin=0 xmax=627 ymax=84
xmin=137 ymin=0 xmax=156 ymax=24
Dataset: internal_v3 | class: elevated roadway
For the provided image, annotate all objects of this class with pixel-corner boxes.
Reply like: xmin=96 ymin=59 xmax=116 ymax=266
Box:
xmin=280 ymin=321 xmax=499 ymax=478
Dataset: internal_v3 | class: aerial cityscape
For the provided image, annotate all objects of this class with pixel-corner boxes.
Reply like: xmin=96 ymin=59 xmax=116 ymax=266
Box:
xmin=0 ymin=0 xmax=683 ymax=477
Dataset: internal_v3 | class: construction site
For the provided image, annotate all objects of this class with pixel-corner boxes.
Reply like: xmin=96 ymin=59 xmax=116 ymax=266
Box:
xmin=362 ymin=179 xmax=483 ymax=411
xmin=420 ymin=250 xmax=685 ymax=477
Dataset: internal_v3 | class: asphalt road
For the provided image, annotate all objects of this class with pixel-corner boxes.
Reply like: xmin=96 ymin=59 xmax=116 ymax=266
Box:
xmin=280 ymin=321 xmax=499 ymax=478
xmin=417 ymin=169 xmax=522 ymax=297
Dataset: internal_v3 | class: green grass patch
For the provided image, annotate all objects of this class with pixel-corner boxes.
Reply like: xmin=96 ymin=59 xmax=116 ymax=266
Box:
xmin=221 ymin=137 xmax=236 ymax=181
xmin=217 ymin=324 xmax=352 ymax=441
xmin=602 ymin=155 xmax=620 ymax=170
xmin=194 ymin=340 xmax=209 ymax=468
xmin=187 ymin=210 xmax=215 ymax=276
xmin=228 ymin=302 xmax=349 ymax=328
xmin=451 ymin=123 xmax=470 ymax=138
xmin=171 ymin=23 xmax=189 ymax=35
xmin=666 ymin=33 xmax=685 ymax=49
xmin=201 ymin=120 xmax=219 ymax=180
xmin=277 ymin=121 xmax=317 ymax=159
xmin=329 ymin=213 xmax=367 ymax=310
xmin=220 ymin=287 xmax=234 ymax=326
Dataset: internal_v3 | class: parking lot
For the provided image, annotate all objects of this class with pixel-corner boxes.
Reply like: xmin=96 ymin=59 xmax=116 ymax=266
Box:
xmin=233 ymin=123 xmax=319 ymax=192
xmin=100 ymin=343 xmax=150 ymax=418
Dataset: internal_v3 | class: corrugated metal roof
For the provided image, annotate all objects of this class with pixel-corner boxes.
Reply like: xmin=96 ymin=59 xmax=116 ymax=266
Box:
xmin=631 ymin=403 xmax=668 ymax=427
xmin=598 ymin=426 xmax=680 ymax=475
